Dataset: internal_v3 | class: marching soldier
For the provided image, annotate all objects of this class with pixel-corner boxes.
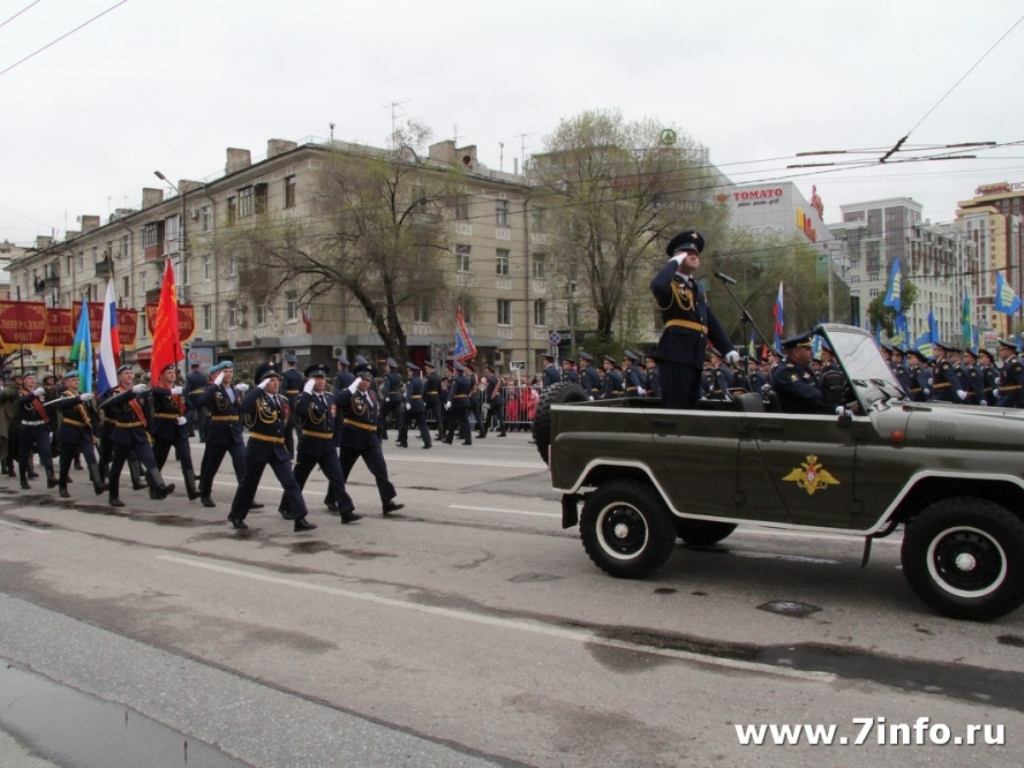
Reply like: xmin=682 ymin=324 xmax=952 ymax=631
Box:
xmin=622 ymin=351 xmax=645 ymax=396
xmin=397 ymin=362 xmax=432 ymax=449
xmin=561 ymin=358 xmax=579 ymax=386
xmin=929 ymin=342 xmax=966 ymax=403
xmin=960 ymin=349 xmax=986 ymax=406
xmin=186 ymin=361 xmax=208 ymax=441
xmin=422 ymin=360 xmax=444 ymax=440
xmin=101 ymin=365 xmax=175 ymax=507
xmin=337 ymin=369 xmax=404 ymax=515
xmin=444 ymin=361 xmax=474 ymax=445
xmin=904 ymin=349 xmax=932 ymax=402
xmin=578 ymin=352 xmax=601 ymax=400
xmin=15 ymin=371 xmax=57 ymax=490
xmin=55 ymin=371 xmax=106 ymax=498
xmin=466 ymin=362 xmax=486 ymax=438
xmin=150 ymin=363 xmax=200 ymax=501
xmin=645 ymin=355 xmax=662 ymax=400
xmin=978 ymin=348 xmax=998 ymax=406
xmin=281 ymin=363 xmax=360 ymax=523
xmin=995 ymin=339 xmax=1024 ymax=408
xmin=196 ymin=362 xmax=259 ymax=509
xmin=770 ymin=333 xmax=836 ymax=414
xmin=227 ymin=370 xmax=316 ymax=531
xmin=281 ymin=353 xmax=303 ymax=458
xmin=601 ymin=356 xmax=624 ymax=399
xmin=541 ymin=353 xmax=560 ymax=388
xmin=481 ymin=364 xmax=507 ymax=437
xmin=379 ymin=357 xmax=403 ymax=441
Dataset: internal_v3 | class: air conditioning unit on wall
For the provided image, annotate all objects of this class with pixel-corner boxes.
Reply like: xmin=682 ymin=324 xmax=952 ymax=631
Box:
xmin=332 ymin=346 xmax=344 ymax=357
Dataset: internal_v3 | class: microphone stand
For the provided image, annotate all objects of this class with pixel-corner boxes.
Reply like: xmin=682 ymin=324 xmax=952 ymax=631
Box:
xmin=710 ymin=273 xmax=780 ymax=383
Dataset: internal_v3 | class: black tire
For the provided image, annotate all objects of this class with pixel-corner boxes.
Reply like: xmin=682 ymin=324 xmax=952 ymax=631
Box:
xmin=676 ymin=519 xmax=737 ymax=546
xmin=532 ymin=382 xmax=588 ymax=465
xmin=901 ymin=497 xmax=1024 ymax=621
xmin=580 ymin=479 xmax=677 ymax=578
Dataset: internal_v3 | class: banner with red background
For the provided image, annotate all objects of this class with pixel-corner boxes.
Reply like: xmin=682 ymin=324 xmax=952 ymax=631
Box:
xmin=145 ymin=304 xmax=195 ymax=344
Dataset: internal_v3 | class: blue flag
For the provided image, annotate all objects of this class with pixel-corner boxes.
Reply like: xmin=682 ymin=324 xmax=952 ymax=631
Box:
xmin=995 ymin=272 xmax=1023 ymax=315
xmin=928 ymin=309 xmax=939 ymax=349
xmin=915 ymin=331 xmax=933 ymax=359
xmin=68 ymin=298 xmax=93 ymax=393
xmin=883 ymin=256 xmax=902 ymax=314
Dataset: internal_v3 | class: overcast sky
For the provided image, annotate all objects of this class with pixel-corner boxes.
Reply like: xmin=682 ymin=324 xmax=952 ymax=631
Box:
xmin=2 ymin=0 xmax=1022 ymax=247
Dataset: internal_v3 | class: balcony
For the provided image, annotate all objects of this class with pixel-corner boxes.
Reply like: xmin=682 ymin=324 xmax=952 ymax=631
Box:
xmin=95 ymin=259 xmax=113 ymax=278
xmin=43 ymin=274 xmax=60 ymax=290
xmin=145 ymin=285 xmax=162 ymax=304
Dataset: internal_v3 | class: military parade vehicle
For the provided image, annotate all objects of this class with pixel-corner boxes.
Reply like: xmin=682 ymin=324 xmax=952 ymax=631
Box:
xmin=535 ymin=324 xmax=1024 ymax=621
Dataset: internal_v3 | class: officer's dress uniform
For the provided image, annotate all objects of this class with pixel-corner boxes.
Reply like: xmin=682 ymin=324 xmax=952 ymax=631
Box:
xmin=650 ymin=236 xmax=734 ymax=410
xmin=397 ymin=367 xmax=432 ymax=448
xmin=905 ymin=359 xmax=931 ymax=402
xmin=283 ymin=372 xmax=357 ymax=522
xmin=541 ymin=360 xmax=561 ymax=388
xmin=482 ymin=371 xmax=506 ymax=437
xmin=601 ymin=365 xmax=624 ymax=400
xmin=101 ymin=384 xmax=174 ymax=506
xmin=996 ymin=349 xmax=1024 ymax=408
xmin=16 ymin=386 xmax=56 ymax=489
xmin=228 ymin=381 xmax=313 ymax=530
xmin=929 ymin=355 xmax=961 ymax=403
xmin=186 ymin=367 xmax=209 ymax=441
xmin=150 ymin=382 xmax=199 ymax=500
xmin=55 ymin=384 xmax=106 ymax=497
xmin=562 ymin=367 xmax=580 ymax=386
xmin=623 ymin=365 xmax=644 ymax=397
xmin=423 ymin=364 xmax=444 ymax=438
xmin=702 ymin=365 xmax=731 ymax=401
xmin=332 ymin=362 xmax=355 ymax=450
xmin=961 ymin=360 xmax=986 ymax=405
xmin=769 ymin=336 xmax=836 ymax=415
xmin=444 ymin=368 xmax=474 ymax=445
xmin=336 ymin=383 xmax=402 ymax=513
xmin=980 ymin=357 xmax=998 ymax=406
xmin=379 ymin=363 xmax=403 ymax=440
xmin=196 ymin=373 xmax=247 ymax=507
xmin=281 ymin=362 xmax=304 ymax=459
xmin=579 ymin=361 xmax=601 ymax=401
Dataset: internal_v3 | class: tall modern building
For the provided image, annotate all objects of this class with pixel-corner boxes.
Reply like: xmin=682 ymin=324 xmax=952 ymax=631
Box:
xmin=828 ymin=198 xmax=976 ymax=345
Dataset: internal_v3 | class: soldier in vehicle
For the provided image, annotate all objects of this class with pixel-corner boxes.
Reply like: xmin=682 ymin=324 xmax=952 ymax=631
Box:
xmin=541 ymin=353 xmax=561 ymax=388
xmin=903 ymin=349 xmax=931 ymax=402
xmin=644 ymin=355 xmax=661 ymax=400
xmin=770 ymin=332 xmax=838 ymax=414
xmin=601 ymin=356 xmax=624 ymax=399
xmin=977 ymin=348 xmax=998 ymax=406
xmin=994 ymin=339 xmax=1024 ymax=408
xmin=621 ymin=351 xmax=645 ymax=396
xmin=577 ymin=352 xmax=601 ymax=401
xmin=561 ymin=357 xmax=579 ymax=386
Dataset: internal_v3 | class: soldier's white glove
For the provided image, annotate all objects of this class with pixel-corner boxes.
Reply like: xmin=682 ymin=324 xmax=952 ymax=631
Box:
xmin=347 ymin=380 xmax=361 ymax=394
xmin=923 ymin=388 xmax=931 ymax=397
xmin=637 ymin=386 xmax=645 ymax=396
xmin=725 ymin=350 xmax=741 ymax=366
xmin=170 ymin=386 xmax=183 ymax=395
xmin=405 ymin=402 xmax=411 ymax=411
xmin=33 ymin=387 xmax=45 ymax=397
xmin=132 ymin=384 xmax=146 ymax=393
xmin=303 ymin=379 xmax=316 ymax=394
xmin=444 ymin=401 xmax=451 ymax=411
xmin=980 ymin=401 xmax=988 ymax=406
xmin=257 ymin=378 xmax=271 ymax=391
xmin=176 ymin=416 xmax=187 ymax=425
xmin=835 ymin=406 xmax=848 ymax=417
xmin=956 ymin=389 xmax=968 ymax=401
xmin=214 ymin=372 xmax=225 ymax=387
xmin=993 ymin=388 xmax=1000 ymax=397
xmin=589 ymin=396 xmax=595 ymax=401
xmin=235 ymin=383 xmax=249 ymax=393
xmin=80 ymin=392 xmax=95 ymax=402
xmin=927 ymin=377 xmax=934 ymax=385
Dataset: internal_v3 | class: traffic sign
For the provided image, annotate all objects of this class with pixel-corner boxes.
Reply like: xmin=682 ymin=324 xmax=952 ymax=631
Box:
xmin=548 ymin=331 xmax=562 ymax=346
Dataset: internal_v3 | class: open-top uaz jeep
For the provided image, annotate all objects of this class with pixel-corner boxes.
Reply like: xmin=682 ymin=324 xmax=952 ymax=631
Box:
xmin=539 ymin=324 xmax=1024 ymax=621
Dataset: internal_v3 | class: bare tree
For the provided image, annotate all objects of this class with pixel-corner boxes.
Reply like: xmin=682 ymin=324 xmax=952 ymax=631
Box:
xmin=222 ymin=122 xmax=458 ymax=362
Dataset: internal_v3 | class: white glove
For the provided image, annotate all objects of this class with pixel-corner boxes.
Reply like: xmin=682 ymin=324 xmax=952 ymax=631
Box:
xmin=235 ymin=383 xmax=249 ymax=393
xmin=170 ymin=386 xmax=183 ymax=395
xmin=303 ymin=379 xmax=316 ymax=394
xmin=835 ymin=406 xmax=847 ymax=417
xmin=405 ymin=402 xmax=411 ymax=411
xmin=725 ymin=350 xmax=741 ymax=366
xmin=637 ymin=387 xmax=645 ymax=396
xmin=214 ymin=372 xmax=225 ymax=387
xmin=347 ymin=380 xmax=361 ymax=394
xmin=993 ymin=388 xmax=1000 ymax=397
xmin=80 ymin=392 xmax=95 ymax=402
xmin=258 ymin=378 xmax=271 ymax=390
xmin=33 ymin=387 xmax=45 ymax=397
xmin=444 ymin=401 xmax=451 ymax=411
xmin=980 ymin=401 xmax=988 ymax=406
xmin=956 ymin=389 xmax=968 ymax=401
xmin=671 ymin=254 xmax=686 ymax=267
xmin=176 ymin=416 xmax=187 ymax=425
xmin=132 ymin=384 xmax=146 ymax=393
xmin=589 ymin=396 xmax=595 ymax=401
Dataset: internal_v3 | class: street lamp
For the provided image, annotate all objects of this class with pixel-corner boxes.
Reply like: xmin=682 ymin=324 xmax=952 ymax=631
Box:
xmin=153 ymin=171 xmax=187 ymax=268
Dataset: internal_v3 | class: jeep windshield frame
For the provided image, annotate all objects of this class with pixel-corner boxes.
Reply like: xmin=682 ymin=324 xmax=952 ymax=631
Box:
xmin=818 ymin=324 xmax=905 ymax=410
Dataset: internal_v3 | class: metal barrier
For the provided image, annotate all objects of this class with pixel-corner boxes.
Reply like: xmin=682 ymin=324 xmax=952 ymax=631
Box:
xmin=420 ymin=384 xmax=543 ymax=433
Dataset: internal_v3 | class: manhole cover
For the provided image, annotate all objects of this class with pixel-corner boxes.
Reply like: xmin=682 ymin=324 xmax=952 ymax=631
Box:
xmin=756 ymin=600 xmax=822 ymax=618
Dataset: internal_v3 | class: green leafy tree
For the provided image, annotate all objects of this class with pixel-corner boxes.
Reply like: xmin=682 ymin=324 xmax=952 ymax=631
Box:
xmin=867 ymin=281 xmax=919 ymax=337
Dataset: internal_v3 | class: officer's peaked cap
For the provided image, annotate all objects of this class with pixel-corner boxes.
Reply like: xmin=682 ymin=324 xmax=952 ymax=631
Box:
xmin=304 ymin=363 xmax=329 ymax=377
xmin=781 ymin=331 xmax=814 ymax=350
xmin=666 ymin=229 xmax=705 ymax=256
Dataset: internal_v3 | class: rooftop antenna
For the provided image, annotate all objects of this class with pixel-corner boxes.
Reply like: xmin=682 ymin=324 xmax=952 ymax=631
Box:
xmin=453 ymin=123 xmax=461 ymax=146
xmin=381 ymin=99 xmax=410 ymax=146
xmin=499 ymin=141 xmax=504 ymax=172
xmin=514 ymin=132 xmax=535 ymax=172
xmin=329 ymin=122 xmax=335 ymax=142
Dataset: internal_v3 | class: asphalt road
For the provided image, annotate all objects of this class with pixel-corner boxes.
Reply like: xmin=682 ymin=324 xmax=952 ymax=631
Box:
xmin=1 ymin=430 xmax=1022 ymax=767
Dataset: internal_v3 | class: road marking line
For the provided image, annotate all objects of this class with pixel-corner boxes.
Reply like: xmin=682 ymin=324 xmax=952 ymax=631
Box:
xmin=0 ymin=518 xmax=49 ymax=534
xmin=449 ymin=505 xmax=561 ymax=519
xmin=158 ymin=554 xmax=835 ymax=684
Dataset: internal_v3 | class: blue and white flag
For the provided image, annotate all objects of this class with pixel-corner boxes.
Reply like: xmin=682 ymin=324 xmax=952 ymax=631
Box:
xmin=995 ymin=272 xmax=1023 ymax=315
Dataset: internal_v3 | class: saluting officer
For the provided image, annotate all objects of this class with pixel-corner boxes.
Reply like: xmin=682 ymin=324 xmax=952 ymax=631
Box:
xmin=444 ymin=361 xmax=474 ymax=445
xmin=55 ymin=371 xmax=107 ymax=498
xmin=379 ymin=357 xmax=403 ymax=441
xmin=397 ymin=362 xmax=432 ymax=449
xmin=578 ymin=352 xmax=601 ymax=400
xmin=15 ymin=371 xmax=57 ymax=490
xmin=422 ymin=360 xmax=444 ymax=440
xmin=227 ymin=369 xmax=316 ymax=531
xmin=995 ymin=339 xmax=1024 ymax=408
xmin=149 ymin=363 xmax=200 ymax=501
xmin=196 ymin=362 xmax=259 ymax=509
xmin=281 ymin=363 xmax=360 ymax=524
xmin=336 ymin=369 xmax=404 ymax=515
xmin=541 ymin=353 xmax=560 ymax=388
xmin=101 ymin=365 xmax=175 ymax=507
xmin=770 ymin=333 xmax=837 ymax=414
xmin=650 ymin=229 xmax=737 ymax=409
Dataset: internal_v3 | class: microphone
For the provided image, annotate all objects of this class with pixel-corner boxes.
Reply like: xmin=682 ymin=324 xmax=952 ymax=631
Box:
xmin=714 ymin=271 xmax=738 ymax=285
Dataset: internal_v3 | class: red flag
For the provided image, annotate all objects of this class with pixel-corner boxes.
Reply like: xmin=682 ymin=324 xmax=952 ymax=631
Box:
xmin=151 ymin=259 xmax=183 ymax=377
xmin=301 ymin=307 xmax=312 ymax=334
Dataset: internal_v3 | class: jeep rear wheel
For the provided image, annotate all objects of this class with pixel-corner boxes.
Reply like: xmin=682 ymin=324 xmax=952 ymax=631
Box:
xmin=901 ymin=498 xmax=1024 ymax=621
xmin=676 ymin=519 xmax=737 ymax=546
xmin=533 ymin=383 xmax=589 ymax=465
xmin=580 ymin=480 xmax=676 ymax=578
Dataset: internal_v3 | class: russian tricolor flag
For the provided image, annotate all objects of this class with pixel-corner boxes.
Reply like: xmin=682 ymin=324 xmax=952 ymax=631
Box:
xmin=97 ymin=280 xmax=121 ymax=394
xmin=772 ymin=281 xmax=784 ymax=351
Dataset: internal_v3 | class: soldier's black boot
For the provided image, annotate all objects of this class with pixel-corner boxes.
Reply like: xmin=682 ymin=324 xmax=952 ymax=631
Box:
xmin=46 ymin=468 xmax=58 ymax=489
xmin=182 ymin=467 xmax=200 ymax=501
xmin=147 ymin=468 xmax=175 ymax=500
xmin=128 ymin=458 xmax=146 ymax=491
xmin=88 ymin=464 xmax=108 ymax=496
xmin=108 ymin=475 xmax=123 ymax=507
xmin=19 ymin=467 xmax=29 ymax=490
xmin=58 ymin=467 xmax=70 ymax=498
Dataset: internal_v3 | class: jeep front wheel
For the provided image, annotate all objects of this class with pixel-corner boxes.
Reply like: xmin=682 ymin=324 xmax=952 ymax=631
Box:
xmin=580 ymin=480 xmax=676 ymax=579
xmin=901 ymin=498 xmax=1024 ymax=621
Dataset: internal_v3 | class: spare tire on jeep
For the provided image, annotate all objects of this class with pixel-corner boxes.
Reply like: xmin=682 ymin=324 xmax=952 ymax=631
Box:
xmin=533 ymin=382 xmax=588 ymax=464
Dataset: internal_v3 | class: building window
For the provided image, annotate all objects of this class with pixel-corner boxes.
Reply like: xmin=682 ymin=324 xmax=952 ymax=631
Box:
xmin=256 ymin=303 xmax=267 ymax=326
xmin=139 ymin=313 xmax=148 ymax=339
xmin=285 ymin=291 xmax=298 ymax=320
xmin=495 ymin=199 xmax=510 ymax=227
xmin=203 ymin=254 xmax=211 ymax=280
xmin=227 ymin=197 xmax=236 ymax=224
xmin=497 ymin=299 xmax=512 ymax=326
xmin=181 ymin=258 xmax=190 ymax=286
xmin=227 ymin=300 xmax=243 ymax=327
xmin=454 ymin=195 xmax=470 ymax=220
xmin=238 ymin=187 xmax=255 ymax=217
xmin=531 ymin=206 xmax=545 ymax=232
xmin=869 ymin=288 xmax=880 ymax=298
xmin=122 ymin=276 xmax=129 ymax=298
xmin=141 ymin=222 xmax=164 ymax=248
xmin=202 ymin=206 xmax=212 ymax=232
xmin=532 ymin=253 xmax=546 ymax=279
xmin=534 ymin=300 xmax=547 ymax=326
xmin=456 ymin=245 xmax=470 ymax=272
xmin=413 ymin=300 xmax=430 ymax=323
xmin=849 ymin=275 xmax=860 ymax=283
xmin=284 ymin=176 xmax=296 ymax=209
xmin=140 ymin=271 xmax=147 ymax=295
xmin=202 ymin=303 xmax=212 ymax=331
xmin=228 ymin=256 xmax=237 ymax=276
xmin=496 ymin=249 xmax=510 ymax=276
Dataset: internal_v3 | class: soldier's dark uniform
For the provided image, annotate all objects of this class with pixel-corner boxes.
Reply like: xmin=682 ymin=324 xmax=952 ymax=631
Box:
xmin=422 ymin=360 xmax=444 ymax=439
xmin=622 ymin=351 xmax=644 ymax=396
xmin=281 ymin=353 xmax=304 ymax=459
xmin=228 ymin=371 xmax=315 ymax=531
xmin=379 ymin=358 xmax=403 ymax=440
xmin=15 ymin=372 xmax=56 ymax=490
xmin=466 ymin=364 xmax=485 ymax=438
xmin=541 ymin=354 xmax=561 ymax=388
xmin=100 ymin=366 xmax=175 ymax=506
xmin=645 ymin=358 xmax=662 ymax=400
xmin=196 ymin=362 xmax=251 ymax=508
xmin=186 ymin=363 xmax=208 ymax=441
xmin=561 ymin=361 xmax=580 ymax=386
xmin=995 ymin=339 xmax=1024 ymax=408
xmin=397 ymin=362 xmax=432 ymax=448
xmin=481 ymin=365 xmax=506 ymax=437
xmin=928 ymin=344 xmax=963 ymax=403
xmin=281 ymin=363 xmax=359 ymax=523
xmin=578 ymin=353 xmax=601 ymax=400
xmin=650 ymin=229 xmax=735 ymax=410
xmin=336 ymin=371 xmax=403 ymax=514
xmin=978 ymin=349 xmax=998 ymax=406
xmin=960 ymin=351 xmax=986 ymax=405
xmin=331 ymin=355 xmax=355 ymax=450
xmin=702 ymin=359 xmax=731 ymax=400
xmin=601 ymin=357 xmax=624 ymax=399
xmin=149 ymin=364 xmax=199 ymax=500
xmin=770 ymin=333 xmax=835 ymax=415
xmin=444 ymin=362 xmax=474 ymax=445
xmin=904 ymin=351 xmax=931 ymax=402
xmin=55 ymin=372 xmax=106 ymax=497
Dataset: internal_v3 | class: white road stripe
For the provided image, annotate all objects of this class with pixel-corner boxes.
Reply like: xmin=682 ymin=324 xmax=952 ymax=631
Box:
xmin=158 ymin=554 xmax=834 ymax=684
xmin=0 ymin=518 xmax=49 ymax=534
xmin=449 ymin=505 xmax=561 ymax=519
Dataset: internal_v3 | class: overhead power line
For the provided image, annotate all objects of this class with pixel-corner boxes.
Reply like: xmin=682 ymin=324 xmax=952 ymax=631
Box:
xmin=0 ymin=0 xmax=42 ymax=31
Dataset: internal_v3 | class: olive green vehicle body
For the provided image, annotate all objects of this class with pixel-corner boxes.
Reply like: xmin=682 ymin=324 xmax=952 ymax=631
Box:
xmin=550 ymin=325 xmax=1024 ymax=536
